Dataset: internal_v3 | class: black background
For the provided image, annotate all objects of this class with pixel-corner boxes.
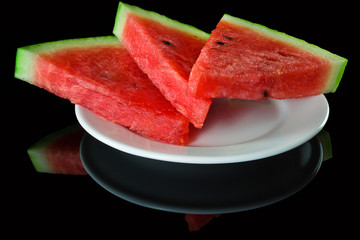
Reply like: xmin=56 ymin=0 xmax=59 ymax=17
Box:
xmin=5 ymin=0 xmax=358 ymax=237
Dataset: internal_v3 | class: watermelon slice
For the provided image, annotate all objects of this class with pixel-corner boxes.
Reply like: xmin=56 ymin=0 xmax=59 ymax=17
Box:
xmin=113 ymin=2 xmax=212 ymax=128
xmin=189 ymin=14 xmax=348 ymax=100
xmin=15 ymin=36 xmax=189 ymax=145
xmin=27 ymin=124 xmax=87 ymax=175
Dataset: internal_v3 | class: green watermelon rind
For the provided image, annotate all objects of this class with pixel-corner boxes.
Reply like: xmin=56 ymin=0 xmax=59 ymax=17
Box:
xmin=113 ymin=2 xmax=210 ymax=43
xmin=15 ymin=36 xmax=120 ymax=84
xmin=222 ymin=14 xmax=347 ymax=93
xmin=27 ymin=124 xmax=82 ymax=173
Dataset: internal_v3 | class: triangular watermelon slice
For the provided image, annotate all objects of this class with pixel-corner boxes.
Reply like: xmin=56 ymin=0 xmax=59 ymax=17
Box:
xmin=113 ymin=2 xmax=212 ymax=128
xmin=189 ymin=14 xmax=347 ymax=100
xmin=15 ymin=36 xmax=189 ymax=145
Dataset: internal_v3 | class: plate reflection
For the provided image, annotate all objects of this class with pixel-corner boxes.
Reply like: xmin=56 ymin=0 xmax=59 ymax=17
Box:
xmin=81 ymin=131 xmax=329 ymax=214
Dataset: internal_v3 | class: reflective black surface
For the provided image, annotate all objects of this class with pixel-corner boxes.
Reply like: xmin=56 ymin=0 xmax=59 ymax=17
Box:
xmin=81 ymin=133 xmax=322 ymax=214
xmin=9 ymin=0 xmax=357 ymax=236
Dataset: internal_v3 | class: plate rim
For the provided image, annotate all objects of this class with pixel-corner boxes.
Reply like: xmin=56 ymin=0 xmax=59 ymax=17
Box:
xmin=75 ymin=95 xmax=329 ymax=164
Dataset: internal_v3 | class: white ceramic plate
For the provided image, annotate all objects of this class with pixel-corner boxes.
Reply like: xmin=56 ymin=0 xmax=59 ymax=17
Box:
xmin=75 ymin=95 xmax=329 ymax=164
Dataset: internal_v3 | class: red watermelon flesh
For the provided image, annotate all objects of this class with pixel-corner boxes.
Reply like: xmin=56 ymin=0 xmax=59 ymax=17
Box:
xmin=113 ymin=2 xmax=212 ymax=128
xmin=27 ymin=124 xmax=87 ymax=175
xmin=15 ymin=36 xmax=189 ymax=145
xmin=189 ymin=14 xmax=347 ymax=100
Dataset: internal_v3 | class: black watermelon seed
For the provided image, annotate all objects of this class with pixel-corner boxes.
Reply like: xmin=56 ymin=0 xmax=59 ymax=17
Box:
xmin=225 ymin=36 xmax=233 ymax=40
xmin=263 ymin=91 xmax=269 ymax=98
xmin=163 ymin=40 xmax=173 ymax=47
xmin=216 ymin=41 xmax=226 ymax=46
